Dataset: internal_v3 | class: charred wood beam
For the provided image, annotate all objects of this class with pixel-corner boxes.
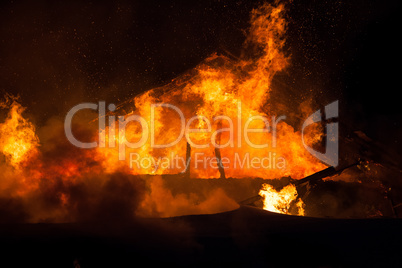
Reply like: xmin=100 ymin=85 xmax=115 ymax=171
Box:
xmin=294 ymin=166 xmax=337 ymax=186
xmin=239 ymin=195 xmax=263 ymax=206
xmin=294 ymin=162 xmax=359 ymax=187
xmin=185 ymin=142 xmax=191 ymax=178
xmin=239 ymin=162 xmax=359 ymax=206
xmin=215 ymin=147 xmax=226 ymax=179
xmin=214 ymin=120 xmax=226 ymax=179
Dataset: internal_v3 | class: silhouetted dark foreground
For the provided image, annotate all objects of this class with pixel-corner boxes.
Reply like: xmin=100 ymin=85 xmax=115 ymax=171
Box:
xmin=0 ymin=206 xmax=401 ymax=267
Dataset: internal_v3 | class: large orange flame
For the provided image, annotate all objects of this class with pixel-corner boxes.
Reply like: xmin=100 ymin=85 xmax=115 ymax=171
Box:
xmin=95 ymin=2 xmax=326 ymax=180
xmin=0 ymin=2 xmax=328 ymax=220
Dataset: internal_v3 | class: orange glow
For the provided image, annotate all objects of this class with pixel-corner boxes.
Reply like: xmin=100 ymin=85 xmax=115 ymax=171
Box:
xmin=95 ymin=2 xmax=326 ymax=180
xmin=0 ymin=2 xmax=328 ymax=220
xmin=259 ymin=183 xmax=305 ymax=216
xmin=0 ymin=100 xmax=39 ymax=169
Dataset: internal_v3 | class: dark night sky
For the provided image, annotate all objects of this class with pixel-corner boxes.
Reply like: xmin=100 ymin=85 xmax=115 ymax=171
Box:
xmin=0 ymin=0 xmax=400 ymax=148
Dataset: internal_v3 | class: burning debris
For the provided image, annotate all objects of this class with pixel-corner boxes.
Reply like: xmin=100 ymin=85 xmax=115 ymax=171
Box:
xmin=93 ymin=2 xmax=327 ymax=182
xmin=0 ymin=1 xmax=399 ymax=224
xmin=259 ymin=183 xmax=305 ymax=215
xmin=0 ymin=0 xmax=400 ymax=267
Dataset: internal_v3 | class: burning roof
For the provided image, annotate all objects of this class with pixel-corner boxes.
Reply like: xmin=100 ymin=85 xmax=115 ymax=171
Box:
xmin=0 ymin=1 xmax=400 ymax=223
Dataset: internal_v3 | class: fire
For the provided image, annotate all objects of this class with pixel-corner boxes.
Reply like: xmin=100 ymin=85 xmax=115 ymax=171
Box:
xmin=0 ymin=2 xmax=327 ymax=221
xmin=259 ymin=183 xmax=305 ymax=216
xmin=95 ymin=2 xmax=326 ymax=180
xmin=0 ymin=97 xmax=39 ymax=169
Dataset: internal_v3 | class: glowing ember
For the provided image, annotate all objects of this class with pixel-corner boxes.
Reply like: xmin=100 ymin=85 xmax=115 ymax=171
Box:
xmin=259 ymin=183 xmax=305 ymax=216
